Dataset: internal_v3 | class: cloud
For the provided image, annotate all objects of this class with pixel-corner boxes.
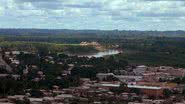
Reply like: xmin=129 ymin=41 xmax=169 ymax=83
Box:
xmin=144 ymin=0 xmax=185 ymax=1
xmin=0 ymin=0 xmax=184 ymax=30
xmin=16 ymin=0 xmax=61 ymax=3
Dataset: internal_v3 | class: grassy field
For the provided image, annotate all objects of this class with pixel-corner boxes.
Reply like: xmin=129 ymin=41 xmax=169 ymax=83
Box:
xmin=0 ymin=41 xmax=98 ymax=54
xmin=0 ymin=41 xmax=79 ymax=46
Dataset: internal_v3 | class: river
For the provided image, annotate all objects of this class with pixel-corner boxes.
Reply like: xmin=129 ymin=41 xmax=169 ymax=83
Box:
xmin=76 ymin=50 xmax=122 ymax=58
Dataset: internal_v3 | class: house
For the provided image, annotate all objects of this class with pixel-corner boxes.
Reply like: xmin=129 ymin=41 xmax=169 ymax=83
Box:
xmin=143 ymin=72 xmax=170 ymax=82
xmin=115 ymin=75 xmax=143 ymax=83
xmin=55 ymin=94 xmax=73 ymax=100
xmin=0 ymin=98 xmax=10 ymax=103
xmin=31 ymin=65 xmax=38 ymax=69
xmin=5 ymin=52 xmax=10 ymax=55
xmin=11 ymin=59 xmax=20 ymax=65
xmin=0 ymin=63 xmax=6 ymax=69
xmin=157 ymin=66 xmax=185 ymax=77
xmin=142 ymin=99 xmax=165 ymax=104
xmin=0 ymin=102 xmax=14 ymax=104
xmin=11 ymin=74 xmax=21 ymax=80
xmin=23 ymin=66 xmax=29 ymax=75
xmin=12 ymin=51 xmax=20 ymax=55
xmin=0 ymin=74 xmax=20 ymax=80
xmin=153 ymin=100 xmax=165 ymax=104
xmin=133 ymin=65 xmax=147 ymax=75
xmin=96 ymin=73 xmax=114 ymax=81
xmin=80 ymin=42 xmax=100 ymax=46
xmin=7 ymin=95 xmax=25 ymax=102
xmin=42 ymin=97 xmax=55 ymax=103
xmin=93 ymin=82 xmax=120 ymax=90
xmin=127 ymin=85 xmax=164 ymax=97
xmin=174 ymin=84 xmax=185 ymax=93
xmin=29 ymin=98 xmax=43 ymax=104
xmin=136 ymin=82 xmax=177 ymax=90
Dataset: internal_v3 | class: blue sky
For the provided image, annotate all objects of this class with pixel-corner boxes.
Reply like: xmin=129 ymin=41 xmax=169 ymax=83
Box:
xmin=0 ymin=0 xmax=185 ymax=30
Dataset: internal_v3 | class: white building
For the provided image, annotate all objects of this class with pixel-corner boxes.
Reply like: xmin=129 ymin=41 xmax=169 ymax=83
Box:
xmin=115 ymin=75 xmax=143 ymax=83
xmin=96 ymin=73 xmax=114 ymax=81
xmin=133 ymin=65 xmax=147 ymax=75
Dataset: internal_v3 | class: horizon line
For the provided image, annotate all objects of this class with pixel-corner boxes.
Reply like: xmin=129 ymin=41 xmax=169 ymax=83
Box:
xmin=0 ymin=28 xmax=185 ymax=32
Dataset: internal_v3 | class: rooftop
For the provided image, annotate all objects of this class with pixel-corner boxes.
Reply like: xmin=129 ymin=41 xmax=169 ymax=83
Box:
xmin=127 ymin=85 xmax=161 ymax=90
xmin=96 ymin=83 xmax=120 ymax=87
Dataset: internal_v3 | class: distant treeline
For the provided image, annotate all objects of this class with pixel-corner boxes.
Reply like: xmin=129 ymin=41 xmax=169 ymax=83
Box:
xmin=0 ymin=29 xmax=185 ymax=44
xmin=0 ymin=29 xmax=185 ymax=36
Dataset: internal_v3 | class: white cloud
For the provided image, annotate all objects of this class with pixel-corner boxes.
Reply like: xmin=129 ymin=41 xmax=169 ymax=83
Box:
xmin=0 ymin=6 xmax=4 ymax=15
xmin=0 ymin=0 xmax=184 ymax=30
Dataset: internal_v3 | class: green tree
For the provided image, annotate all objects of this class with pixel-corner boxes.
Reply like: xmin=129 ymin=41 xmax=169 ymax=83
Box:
xmin=163 ymin=89 xmax=172 ymax=98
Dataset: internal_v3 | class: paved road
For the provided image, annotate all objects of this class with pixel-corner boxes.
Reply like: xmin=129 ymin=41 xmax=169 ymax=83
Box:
xmin=0 ymin=54 xmax=13 ymax=73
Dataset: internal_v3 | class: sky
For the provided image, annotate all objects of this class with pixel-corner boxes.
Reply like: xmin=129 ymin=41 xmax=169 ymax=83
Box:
xmin=0 ymin=0 xmax=185 ymax=30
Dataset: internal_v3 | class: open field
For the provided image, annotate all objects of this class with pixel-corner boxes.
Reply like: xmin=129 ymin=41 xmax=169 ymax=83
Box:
xmin=0 ymin=41 xmax=98 ymax=54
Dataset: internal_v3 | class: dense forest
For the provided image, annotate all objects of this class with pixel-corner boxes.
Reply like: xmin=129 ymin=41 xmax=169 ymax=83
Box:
xmin=1 ymin=29 xmax=185 ymax=67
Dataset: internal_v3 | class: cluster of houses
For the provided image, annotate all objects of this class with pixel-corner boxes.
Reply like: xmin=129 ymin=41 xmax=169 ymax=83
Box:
xmin=0 ymin=50 xmax=185 ymax=103
xmin=80 ymin=41 xmax=104 ymax=51
xmin=95 ymin=65 xmax=185 ymax=103
xmin=80 ymin=42 xmax=100 ymax=46
xmin=1 ymin=76 xmax=184 ymax=104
